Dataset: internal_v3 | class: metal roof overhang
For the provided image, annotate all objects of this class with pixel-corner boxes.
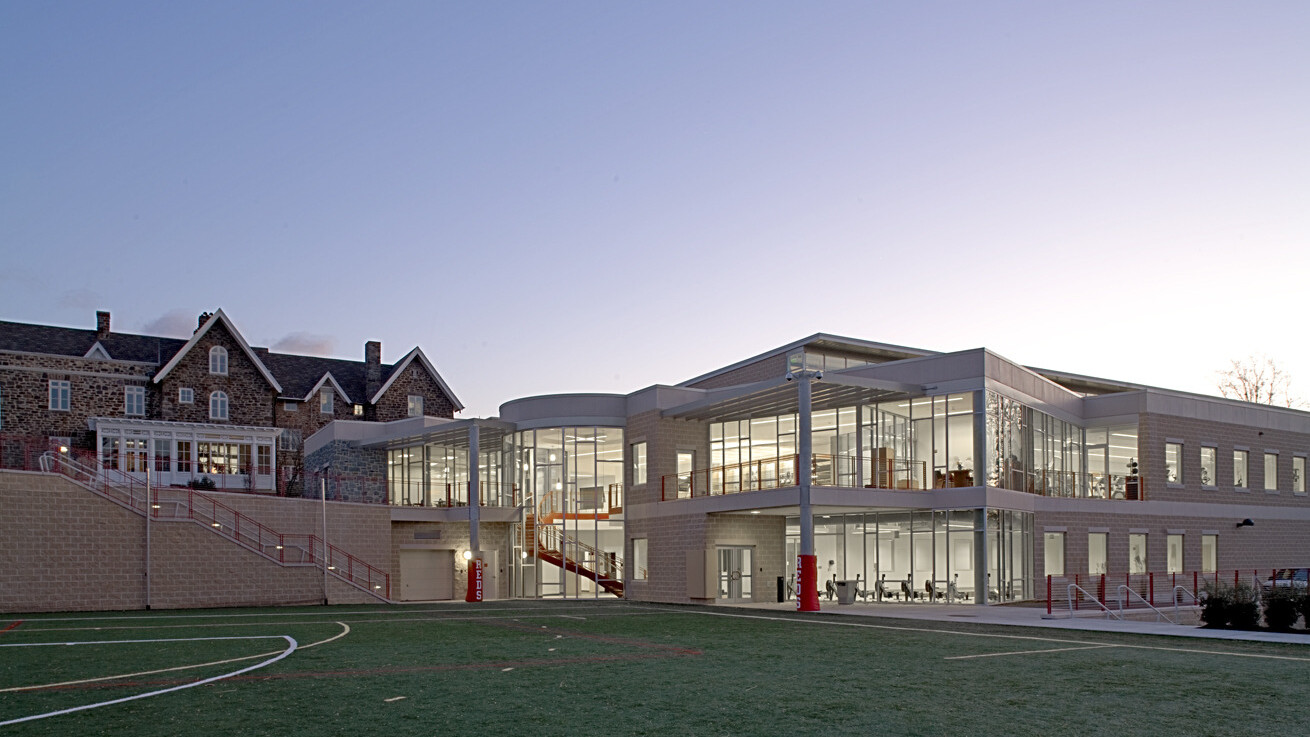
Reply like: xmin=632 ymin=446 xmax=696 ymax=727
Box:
xmin=662 ymin=374 xmax=923 ymax=422
xmin=358 ymin=418 xmax=517 ymax=451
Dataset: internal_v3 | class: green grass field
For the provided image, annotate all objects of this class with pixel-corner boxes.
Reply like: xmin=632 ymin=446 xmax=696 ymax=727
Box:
xmin=2 ymin=600 xmax=1308 ymax=736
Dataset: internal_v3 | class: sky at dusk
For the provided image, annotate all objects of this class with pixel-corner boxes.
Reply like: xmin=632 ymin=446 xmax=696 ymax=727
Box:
xmin=2 ymin=2 xmax=1308 ymax=417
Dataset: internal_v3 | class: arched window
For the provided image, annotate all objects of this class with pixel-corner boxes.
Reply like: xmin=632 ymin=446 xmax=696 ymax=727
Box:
xmin=209 ymin=391 xmax=229 ymax=420
xmin=209 ymin=346 xmax=228 ymax=375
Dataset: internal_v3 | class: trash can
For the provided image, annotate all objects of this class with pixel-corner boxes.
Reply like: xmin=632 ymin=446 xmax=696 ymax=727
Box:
xmin=835 ymin=580 xmax=856 ymax=605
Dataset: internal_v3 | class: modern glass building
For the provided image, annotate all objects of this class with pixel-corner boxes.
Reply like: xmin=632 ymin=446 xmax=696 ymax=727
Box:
xmin=305 ymin=334 xmax=1310 ymax=606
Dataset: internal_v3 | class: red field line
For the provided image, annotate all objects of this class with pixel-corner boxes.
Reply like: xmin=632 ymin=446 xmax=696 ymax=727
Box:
xmin=482 ymin=619 xmax=700 ymax=655
xmin=0 ymin=621 xmax=22 ymax=634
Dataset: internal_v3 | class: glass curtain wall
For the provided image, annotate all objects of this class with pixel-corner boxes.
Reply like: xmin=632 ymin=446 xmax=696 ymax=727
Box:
xmin=386 ymin=442 xmax=506 ymax=507
xmin=708 ymin=392 xmax=978 ymax=492
xmin=510 ymin=427 xmax=624 ymax=599
xmin=785 ymin=508 xmax=1032 ymax=603
xmin=985 ymin=391 xmax=1137 ymax=499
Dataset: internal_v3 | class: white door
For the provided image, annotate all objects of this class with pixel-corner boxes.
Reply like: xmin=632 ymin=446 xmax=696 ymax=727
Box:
xmin=399 ymin=549 xmax=454 ymax=601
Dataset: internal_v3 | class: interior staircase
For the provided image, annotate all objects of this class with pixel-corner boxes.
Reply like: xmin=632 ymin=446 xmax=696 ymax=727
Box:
xmin=525 ymin=512 xmax=624 ymax=596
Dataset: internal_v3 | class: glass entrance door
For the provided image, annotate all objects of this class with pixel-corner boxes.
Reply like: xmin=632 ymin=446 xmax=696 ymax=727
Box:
xmin=717 ymin=546 xmax=753 ymax=601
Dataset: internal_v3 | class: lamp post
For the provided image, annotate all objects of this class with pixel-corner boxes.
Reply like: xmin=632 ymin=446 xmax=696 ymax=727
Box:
xmin=794 ymin=368 xmax=822 ymax=612
xmin=321 ymin=464 xmax=330 ymax=606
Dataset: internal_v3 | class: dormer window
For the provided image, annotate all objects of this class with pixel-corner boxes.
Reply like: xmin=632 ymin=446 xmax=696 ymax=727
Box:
xmin=320 ymin=389 xmax=334 ymax=414
xmin=209 ymin=346 xmax=228 ymax=375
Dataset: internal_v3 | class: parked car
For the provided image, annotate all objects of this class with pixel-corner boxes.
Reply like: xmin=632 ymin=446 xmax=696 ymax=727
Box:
xmin=1262 ymin=568 xmax=1309 ymax=591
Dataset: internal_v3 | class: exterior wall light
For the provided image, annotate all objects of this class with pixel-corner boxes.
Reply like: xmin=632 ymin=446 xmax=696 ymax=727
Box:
xmin=1236 ymin=519 xmax=1255 ymax=528
xmin=462 ymin=550 xmax=473 ymax=561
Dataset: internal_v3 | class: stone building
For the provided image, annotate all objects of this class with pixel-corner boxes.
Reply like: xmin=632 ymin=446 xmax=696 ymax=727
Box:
xmin=0 ymin=308 xmax=462 ymax=492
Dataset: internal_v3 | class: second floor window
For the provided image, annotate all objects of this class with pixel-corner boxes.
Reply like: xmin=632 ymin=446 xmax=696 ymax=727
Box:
xmin=407 ymin=395 xmax=423 ymax=417
xmin=210 ymin=391 xmax=229 ymax=421
xmin=49 ymin=380 xmax=70 ymax=411
xmin=320 ymin=389 xmax=334 ymax=414
xmin=179 ymin=387 xmax=194 ymax=404
xmin=209 ymin=346 xmax=228 ymax=375
xmin=125 ymin=386 xmax=145 ymax=416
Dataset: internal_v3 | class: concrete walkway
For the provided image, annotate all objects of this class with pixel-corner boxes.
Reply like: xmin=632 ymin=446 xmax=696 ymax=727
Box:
xmin=732 ymin=599 xmax=1310 ymax=645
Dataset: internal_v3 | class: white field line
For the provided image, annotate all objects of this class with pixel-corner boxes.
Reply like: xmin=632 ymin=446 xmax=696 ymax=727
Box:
xmin=677 ymin=609 xmax=1310 ymax=663
xmin=944 ymin=645 xmax=1118 ymax=660
xmin=15 ymin=603 xmax=640 ymax=625
xmin=18 ymin=609 xmax=669 ymax=635
xmin=0 ymin=622 xmax=350 ymax=694
xmin=0 ymin=635 xmax=297 ymax=727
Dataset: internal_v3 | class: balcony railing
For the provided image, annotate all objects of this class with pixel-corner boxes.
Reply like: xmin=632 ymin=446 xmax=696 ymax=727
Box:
xmin=995 ymin=470 xmax=1146 ymax=500
xmin=660 ymin=454 xmax=931 ymax=500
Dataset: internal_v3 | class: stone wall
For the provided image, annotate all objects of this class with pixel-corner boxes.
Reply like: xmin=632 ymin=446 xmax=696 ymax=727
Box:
xmin=157 ymin=321 xmax=276 ymax=426
xmin=374 ymin=361 xmax=457 ymax=421
xmin=304 ymin=440 xmax=388 ymax=503
xmin=0 ymin=351 xmax=154 ymax=450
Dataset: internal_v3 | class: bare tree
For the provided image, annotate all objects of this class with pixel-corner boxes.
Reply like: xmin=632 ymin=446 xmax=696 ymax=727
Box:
xmin=1217 ymin=355 xmax=1301 ymax=407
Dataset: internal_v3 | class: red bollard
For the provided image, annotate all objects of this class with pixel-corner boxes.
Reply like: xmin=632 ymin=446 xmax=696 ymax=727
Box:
xmin=465 ymin=557 xmax=483 ymax=602
xmin=796 ymin=555 xmax=820 ymax=612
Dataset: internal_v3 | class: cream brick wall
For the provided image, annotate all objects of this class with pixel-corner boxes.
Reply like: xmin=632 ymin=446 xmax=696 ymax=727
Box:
xmin=1 ymin=470 xmax=391 ymax=613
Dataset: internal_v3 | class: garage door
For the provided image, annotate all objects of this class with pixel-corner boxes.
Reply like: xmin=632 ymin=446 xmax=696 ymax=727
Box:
xmin=399 ymin=549 xmax=454 ymax=601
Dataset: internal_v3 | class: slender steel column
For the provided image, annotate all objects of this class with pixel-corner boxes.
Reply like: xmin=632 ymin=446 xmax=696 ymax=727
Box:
xmin=796 ymin=370 xmax=821 ymax=611
xmin=466 ymin=424 xmax=484 ymax=602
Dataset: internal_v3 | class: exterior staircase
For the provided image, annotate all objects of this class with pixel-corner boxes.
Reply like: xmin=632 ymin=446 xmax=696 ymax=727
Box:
xmin=38 ymin=451 xmax=391 ymax=600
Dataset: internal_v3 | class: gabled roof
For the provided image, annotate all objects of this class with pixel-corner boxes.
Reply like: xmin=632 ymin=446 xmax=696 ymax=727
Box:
xmin=84 ymin=342 xmax=111 ymax=360
xmin=369 ymin=346 xmax=464 ymax=411
xmin=152 ymin=309 xmax=283 ymax=393
xmin=0 ymin=320 xmax=183 ymax=363
xmin=678 ymin=333 xmax=936 ymax=388
xmin=258 ymin=350 xmax=369 ymax=401
xmin=302 ymin=372 xmax=353 ymax=405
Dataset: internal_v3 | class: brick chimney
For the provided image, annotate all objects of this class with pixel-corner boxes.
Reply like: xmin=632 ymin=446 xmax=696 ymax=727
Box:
xmin=95 ymin=311 xmax=111 ymax=339
xmin=196 ymin=311 xmax=213 ymax=333
xmin=365 ymin=341 xmax=382 ymax=398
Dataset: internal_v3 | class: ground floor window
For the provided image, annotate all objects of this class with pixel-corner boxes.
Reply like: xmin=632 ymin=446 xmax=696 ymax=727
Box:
xmin=785 ymin=508 xmax=1033 ymax=603
xmin=1044 ymin=532 xmax=1065 ymax=576
xmin=1167 ymin=533 xmax=1184 ymax=573
xmin=1128 ymin=533 xmax=1148 ymax=574
xmin=1088 ymin=532 xmax=1108 ymax=574
xmin=632 ymin=538 xmax=648 ymax=580
xmin=1201 ymin=534 xmax=1217 ymax=573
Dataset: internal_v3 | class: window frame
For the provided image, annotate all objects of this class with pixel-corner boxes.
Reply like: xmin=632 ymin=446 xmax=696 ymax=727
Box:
xmin=1044 ymin=531 xmax=1066 ymax=577
xmin=1294 ymin=456 xmax=1306 ymax=495
xmin=631 ymin=538 xmax=649 ymax=581
xmin=178 ymin=387 xmax=194 ymax=404
xmin=1166 ymin=533 xmax=1184 ymax=574
xmin=209 ymin=346 xmax=228 ymax=375
xmin=631 ymin=442 xmax=648 ymax=486
xmin=209 ymin=391 xmax=229 ymax=421
xmin=319 ymin=389 xmax=334 ymax=414
xmin=48 ymin=380 xmax=71 ymax=411
xmin=1201 ymin=534 xmax=1217 ymax=573
xmin=407 ymin=395 xmax=424 ymax=417
xmin=1264 ymin=452 xmax=1278 ymax=492
xmin=124 ymin=386 xmax=146 ymax=416
xmin=1164 ymin=442 xmax=1182 ymax=485
xmin=1200 ymin=446 xmax=1217 ymax=488
xmin=1233 ymin=449 xmax=1249 ymax=490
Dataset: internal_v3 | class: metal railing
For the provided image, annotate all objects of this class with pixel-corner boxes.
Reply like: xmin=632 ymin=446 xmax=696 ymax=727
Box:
xmin=1047 ymin=570 xmax=1275 ymax=617
xmin=998 ymin=470 xmax=1146 ymax=500
xmin=661 ymin=454 xmax=931 ymax=500
xmin=536 ymin=524 xmax=623 ymax=584
xmin=37 ymin=451 xmax=390 ymax=599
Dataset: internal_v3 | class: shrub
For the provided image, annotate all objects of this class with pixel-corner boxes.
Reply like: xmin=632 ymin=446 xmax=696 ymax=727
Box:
xmin=1228 ymin=583 xmax=1262 ymax=630
xmin=1199 ymin=587 xmax=1230 ymax=628
xmin=1264 ymin=588 xmax=1301 ymax=632
xmin=1298 ymin=593 xmax=1310 ymax=632
xmin=188 ymin=476 xmax=216 ymax=490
